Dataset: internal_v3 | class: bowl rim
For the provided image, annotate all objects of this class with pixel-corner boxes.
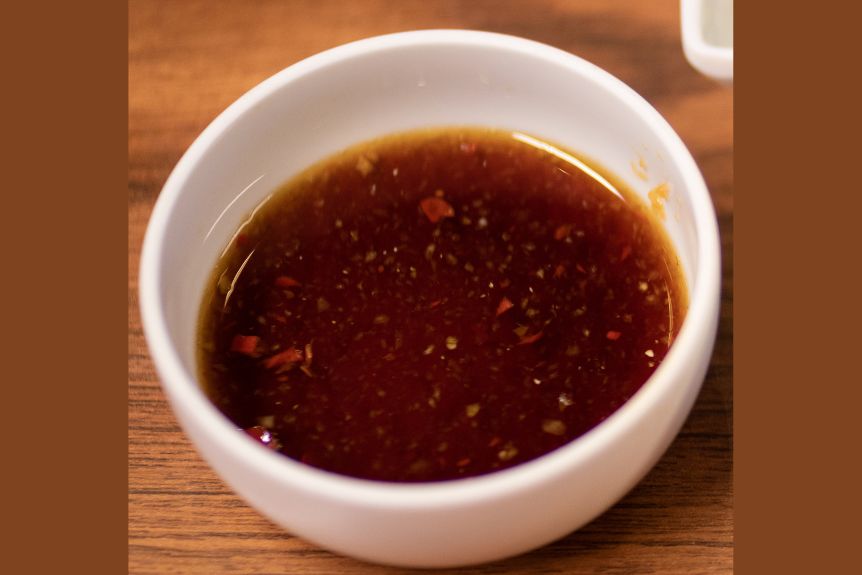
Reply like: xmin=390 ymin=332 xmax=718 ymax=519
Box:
xmin=139 ymin=29 xmax=721 ymax=510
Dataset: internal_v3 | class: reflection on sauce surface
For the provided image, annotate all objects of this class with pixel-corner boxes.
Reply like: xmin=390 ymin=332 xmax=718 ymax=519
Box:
xmin=198 ymin=128 xmax=687 ymax=482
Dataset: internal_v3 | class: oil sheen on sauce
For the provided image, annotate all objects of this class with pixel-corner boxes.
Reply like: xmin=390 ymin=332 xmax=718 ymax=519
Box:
xmin=198 ymin=128 xmax=687 ymax=482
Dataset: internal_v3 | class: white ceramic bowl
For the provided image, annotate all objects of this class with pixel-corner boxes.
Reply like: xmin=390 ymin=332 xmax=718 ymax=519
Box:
xmin=139 ymin=30 xmax=720 ymax=568
xmin=681 ymin=0 xmax=734 ymax=83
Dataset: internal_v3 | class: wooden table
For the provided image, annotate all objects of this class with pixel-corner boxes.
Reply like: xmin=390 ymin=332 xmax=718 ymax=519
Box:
xmin=129 ymin=1 xmax=733 ymax=572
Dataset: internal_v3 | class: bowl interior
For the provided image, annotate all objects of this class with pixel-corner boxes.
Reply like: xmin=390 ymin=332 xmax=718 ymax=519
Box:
xmin=153 ymin=33 xmax=704 ymax=398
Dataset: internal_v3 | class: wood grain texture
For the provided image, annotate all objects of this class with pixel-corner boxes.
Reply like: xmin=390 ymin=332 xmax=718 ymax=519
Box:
xmin=129 ymin=1 xmax=733 ymax=572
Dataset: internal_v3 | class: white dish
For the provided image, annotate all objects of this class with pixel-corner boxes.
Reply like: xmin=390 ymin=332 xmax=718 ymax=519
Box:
xmin=681 ymin=0 xmax=734 ymax=82
xmin=139 ymin=30 xmax=721 ymax=568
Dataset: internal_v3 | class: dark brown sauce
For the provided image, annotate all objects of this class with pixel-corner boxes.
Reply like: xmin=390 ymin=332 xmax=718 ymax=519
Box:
xmin=198 ymin=128 xmax=687 ymax=482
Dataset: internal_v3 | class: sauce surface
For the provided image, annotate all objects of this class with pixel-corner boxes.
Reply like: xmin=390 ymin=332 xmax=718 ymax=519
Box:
xmin=198 ymin=128 xmax=686 ymax=482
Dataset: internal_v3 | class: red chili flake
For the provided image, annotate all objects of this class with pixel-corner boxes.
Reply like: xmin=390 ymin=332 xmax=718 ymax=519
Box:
xmin=243 ymin=425 xmax=277 ymax=449
xmin=518 ymin=331 xmax=544 ymax=345
xmin=420 ymin=197 xmax=455 ymax=223
xmin=553 ymin=264 xmax=566 ymax=278
xmin=576 ymin=263 xmax=587 ymax=274
xmin=263 ymin=348 xmax=303 ymax=369
xmin=275 ymin=276 xmax=301 ymax=288
xmin=235 ymin=233 xmax=250 ymax=248
xmin=499 ymin=278 xmax=511 ymax=288
xmin=496 ymin=296 xmax=514 ymax=316
xmin=488 ymin=436 xmax=502 ymax=448
xmin=554 ymin=224 xmax=572 ymax=240
xmin=456 ymin=457 xmax=471 ymax=467
xmin=620 ymin=245 xmax=632 ymax=262
xmin=429 ymin=299 xmax=444 ymax=309
xmin=377 ymin=265 xmax=385 ymax=273
xmin=230 ymin=334 xmax=259 ymax=356
xmin=459 ymin=141 xmax=477 ymax=154
xmin=606 ymin=330 xmax=622 ymax=341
